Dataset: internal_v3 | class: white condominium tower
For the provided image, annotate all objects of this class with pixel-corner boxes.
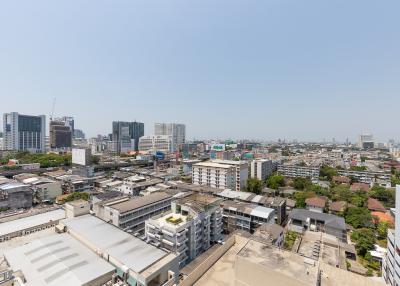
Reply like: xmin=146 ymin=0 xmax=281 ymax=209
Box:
xmin=154 ymin=123 xmax=185 ymax=151
xmin=192 ymin=160 xmax=248 ymax=191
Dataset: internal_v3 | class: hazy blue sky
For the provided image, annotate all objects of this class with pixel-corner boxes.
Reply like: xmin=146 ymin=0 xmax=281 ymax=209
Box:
xmin=0 ymin=0 xmax=399 ymax=142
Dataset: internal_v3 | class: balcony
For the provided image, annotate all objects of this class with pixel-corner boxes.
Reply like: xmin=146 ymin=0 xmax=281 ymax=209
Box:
xmin=162 ymin=229 xmax=175 ymax=237
xmin=177 ymin=238 xmax=189 ymax=247
xmin=147 ymin=232 xmax=156 ymax=239
xmin=162 ymin=239 xmax=175 ymax=247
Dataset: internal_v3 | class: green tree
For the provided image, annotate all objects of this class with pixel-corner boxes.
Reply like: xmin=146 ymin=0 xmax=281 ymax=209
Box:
xmin=267 ymin=174 xmax=285 ymax=189
xmin=350 ymin=166 xmax=367 ymax=171
xmin=345 ymin=207 xmax=374 ymax=229
xmin=246 ymin=178 xmax=263 ymax=195
xmin=284 ymin=231 xmax=298 ymax=250
xmin=63 ymin=192 xmax=89 ymax=203
xmin=294 ymin=191 xmax=316 ymax=208
xmin=306 ymin=184 xmax=330 ymax=197
xmin=331 ymin=184 xmax=352 ymax=202
xmin=351 ymin=228 xmax=376 ymax=257
xmin=349 ymin=190 xmax=368 ymax=207
xmin=376 ymin=221 xmax=394 ymax=240
xmin=292 ymin=177 xmax=312 ymax=190
xmin=370 ymin=185 xmax=395 ymax=207
xmin=91 ymin=155 xmax=100 ymax=165
xmin=392 ymin=176 xmax=400 ymax=187
xmin=320 ymin=165 xmax=338 ymax=181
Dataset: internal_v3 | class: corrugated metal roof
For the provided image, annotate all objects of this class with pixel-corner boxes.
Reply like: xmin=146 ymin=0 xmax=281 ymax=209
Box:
xmin=0 ymin=209 xmax=65 ymax=237
xmin=4 ymin=234 xmax=114 ymax=286
xmin=61 ymin=215 xmax=171 ymax=274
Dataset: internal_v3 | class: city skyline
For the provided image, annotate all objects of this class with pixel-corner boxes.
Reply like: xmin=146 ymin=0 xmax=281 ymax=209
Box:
xmin=0 ymin=0 xmax=399 ymax=141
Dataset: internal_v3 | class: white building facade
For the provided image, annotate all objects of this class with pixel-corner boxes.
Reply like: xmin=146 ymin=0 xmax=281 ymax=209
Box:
xmin=139 ymin=135 xmax=174 ymax=153
xmin=192 ymin=161 xmax=236 ymax=190
xmin=154 ymin=123 xmax=185 ymax=152
xmin=145 ymin=195 xmax=223 ymax=268
xmin=382 ymin=185 xmax=400 ymax=286
xmin=3 ymin=112 xmax=46 ymax=153
xmin=212 ymin=160 xmax=248 ymax=191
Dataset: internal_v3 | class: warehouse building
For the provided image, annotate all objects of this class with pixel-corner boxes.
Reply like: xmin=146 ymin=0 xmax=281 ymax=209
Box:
xmin=0 ymin=209 xmax=65 ymax=242
xmin=60 ymin=214 xmax=179 ymax=286
xmin=4 ymin=234 xmax=115 ymax=286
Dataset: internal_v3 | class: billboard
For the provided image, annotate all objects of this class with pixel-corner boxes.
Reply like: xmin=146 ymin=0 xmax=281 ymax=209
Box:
xmin=211 ymin=144 xmax=225 ymax=152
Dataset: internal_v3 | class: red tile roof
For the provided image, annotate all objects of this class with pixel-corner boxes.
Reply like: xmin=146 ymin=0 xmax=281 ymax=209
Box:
xmin=371 ymin=212 xmax=394 ymax=224
xmin=350 ymin=183 xmax=370 ymax=192
xmin=367 ymin=198 xmax=386 ymax=212
xmin=330 ymin=201 xmax=347 ymax=213
xmin=305 ymin=197 xmax=327 ymax=208
xmin=332 ymin=176 xmax=350 ymax=184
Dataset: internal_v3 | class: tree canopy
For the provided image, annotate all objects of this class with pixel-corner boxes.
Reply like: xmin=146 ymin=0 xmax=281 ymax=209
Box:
xmin=351 ymin=228 xmax=376 ymax=257
xmin=292 ymin=177 xmax=312 ymax=190
xmin=345 ymin=207 xmax=374 ymax=229
xmin=319 ymin=165 xmax=338 ymax=181
xmin=266 ymin=174 xmax=285 ymax=189
xmin=246 ymin=178 xmax=263 ymax=195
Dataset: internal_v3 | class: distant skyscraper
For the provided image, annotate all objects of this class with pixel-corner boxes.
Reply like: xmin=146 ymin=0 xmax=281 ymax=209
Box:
xmin=3 ymin=112 xmax=46 ymax=153
xmin=358 ymin=133 xmax=375 ymax=149
xmin=49 ymin=120 xmax=72 ymax=149
xmin=112 ymin=121 xmax=144 ymax=153
xmin=154 ymin=123 xmax=185 ymax=152
xmin=73 ymin=129 xmax=85 ymax=139
xmin=61 ymin=116 xmax=74 ymax=135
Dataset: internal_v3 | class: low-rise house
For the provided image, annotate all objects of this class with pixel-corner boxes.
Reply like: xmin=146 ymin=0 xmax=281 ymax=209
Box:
xmin=0 ymin=182 xmax=32 ymax=210
xmin=305 ymin=196 xmax=327 ymax=213
xmin=215 ymin=189 xmax=286 ymax=224
xmin=22 ymin=177 xmax=62 ymax=202
xmin=332 ymin=176 xmax=351 ymax=185
xmin=330 ymin=201 xmax=347 ymax=215
xmin=367 ymin=198 xmax=386 ymax=213
xmin=220 ymin=200 xmax=275 ymax=234
xmin=288 ymin=209 xmax=347 ymax=242
xmin=285 ymin=198 xmax=296 ymax=211
xmin=117 ymin=178 xmax=163 ymax=196
xmin=350 ymin=183 xmax=370 ymax=192
xmin=253 ymin=223 xmax=285 ymax=247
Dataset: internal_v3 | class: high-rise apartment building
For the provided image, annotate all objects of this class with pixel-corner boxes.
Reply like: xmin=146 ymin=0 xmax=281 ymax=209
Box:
xmin=214 ymin=160 xmax=248 ymax=191
xmin=358 ymin=133 xmax=375 ymax=150
xmin=49 ymin=120 xmax=72 ymax=149
xmin=112 ymin=121 xmax=144 ymax=153
xmin=154 ymin=123 xmax=185 ymax=151
xmin=382 ymin=185 xmax=400 ymax=285
xmin=192 ymin=161 xmax=236 ymax=190
xmin=3 ymin=112 xmax=46 ymax=153
xmin=251 ymin=159 xmax=276 ymax=181
xmin=192 ymin=160 xmax=248 ymax=191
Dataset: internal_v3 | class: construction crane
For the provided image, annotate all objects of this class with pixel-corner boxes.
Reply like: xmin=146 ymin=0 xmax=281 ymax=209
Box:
xmin=50 ymin=97 xmax=56 ymax=121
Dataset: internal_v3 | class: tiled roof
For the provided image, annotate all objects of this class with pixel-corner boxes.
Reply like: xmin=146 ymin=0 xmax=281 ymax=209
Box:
xmin=305 ymin=197 xmax=327 ymax=208
xmin=367 ymin=198 xmax=386 ymax=212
